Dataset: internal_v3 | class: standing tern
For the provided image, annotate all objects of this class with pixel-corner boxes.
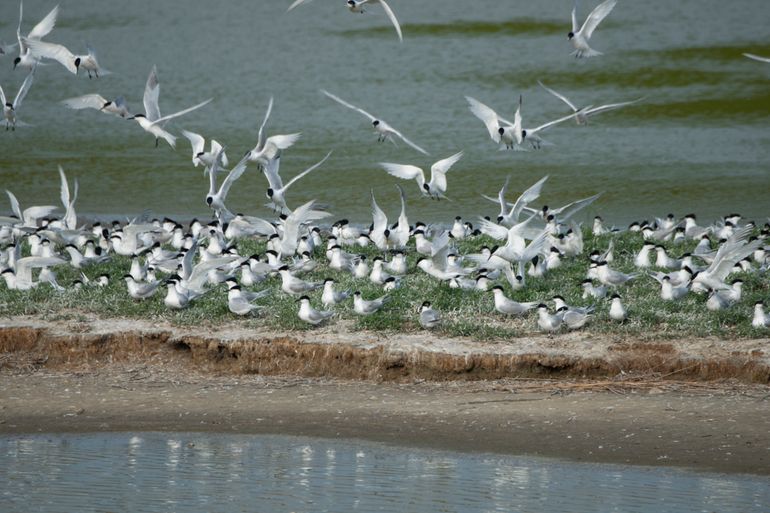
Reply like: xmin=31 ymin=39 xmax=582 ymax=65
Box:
xmin=380 ymin=151 xmax=463 ymax=200
xmin=568 ymin=0 xmax=617 ymax=58
xmin=419 ymin=301 xmax=441 ymax=328
xmin=13 ymin=2 xmax=59 ymax=71
xmin=1 ymin=66 xmax=34 ymax=130
xmin=297 ymin=296 xmax=334 ymax=325
xmin=538 ymin=81 xmax=642 ymax=125
xmin=129 ymin=65 xmax=212 ymax=148
xmin=61 ymin=94 xmax=131 ymax=118
xmin=321 ymin=89 xmax=429 ymax=155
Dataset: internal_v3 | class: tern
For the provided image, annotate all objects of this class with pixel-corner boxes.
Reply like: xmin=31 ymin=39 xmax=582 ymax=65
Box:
xmin=353 ymin=291 xmax=390 ymax=315
xmin=297 ymin=296 xmax=334 ymax=325
xmin=1 ymin=67 xmax=34 ymax=130
xmin=322 ymin=278 xmax=351 ymax=306
xmin=419 ymin=301 xmax=441 ymax=328
xmin=538 ymin=81 xmax=642 ymax=125
xmin=61 ymin=94 xmax=131 ymax=118
xmin=23 ymin=38 xmax=109 ymax=78
xmin=129 ymin=65 xmax=212 ymax=148
xmin=263 ymin=151 xmax=333 ymax=213
xmin=123 ymin=274 xmax=161 ymax=300
xmin=227 ymin=285 xmax=268 ymax=316
xmin=288 ymin=0 xmax=403 ymax=42
xmin=536 ymin=304 xmax=563 ymax=332
xmin=321 ymin=89 xmax=429 ymax=155
xmin=206 ymin=150 xmax=250 ymax=222
xmin=752 ymin=301 xmax=769 ymax=328
xmin=491 ymin=286 xmax=537 ymax=316
xmin=13 ymin=2 xmax=59 ymax=71
xmin=608 ymin=293 xmax=627 ymax=322
xmin=246 ymin=97 xmax=301 ymax=168
xmin=465 ymin=95 xmax=517 ymax=149
xmin=568 ymin=0 xmax=617 ymax=58
xmin=181 ymin=130 xmax=228 ymax=169
xmin=277 ymin=265 xmax=322 ymax=295
xmin=380 ymin=151 xmax=463 ymax=200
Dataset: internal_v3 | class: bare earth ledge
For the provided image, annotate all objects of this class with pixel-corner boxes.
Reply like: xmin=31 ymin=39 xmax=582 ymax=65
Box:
xmin=2 ymin=315 xmax=770 ymax=475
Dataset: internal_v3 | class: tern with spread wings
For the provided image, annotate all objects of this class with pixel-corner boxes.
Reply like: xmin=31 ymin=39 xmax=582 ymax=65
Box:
xmin=321 ymin=89 xmax=429 ymax=155
xmin=568 ymin=0 xmax=617 ymax=58
xmin=380 ymin=151 xmax=463 ymax=200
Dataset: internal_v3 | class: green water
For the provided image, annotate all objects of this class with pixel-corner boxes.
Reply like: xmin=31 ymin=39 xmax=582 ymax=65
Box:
xmin=0 ymin=0 xmax=768 ymax=225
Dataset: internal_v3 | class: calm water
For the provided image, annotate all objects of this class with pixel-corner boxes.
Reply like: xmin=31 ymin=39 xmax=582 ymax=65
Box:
xmin=1 ymin=433 xmax=769 ymax=512
xmin=0 ymin=0 xmax=769 ymax=225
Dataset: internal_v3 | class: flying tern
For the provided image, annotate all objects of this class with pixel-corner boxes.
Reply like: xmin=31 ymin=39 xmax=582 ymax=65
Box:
xmin=263 ymin=151 xmax=333 ymax=213
xmin=288 ymin=0 xmax=403 ymax=42
xmin=23 ymin=38 xmax=109 ymax=78
xmin=181 ymin=130 xmax=228 ymax=169
xmin=1 ymin=66 xmax=34 ymax=130
xmin=321 ymin=89 xmax=429 ymax=155
xmin=61 ymin=94 xmax=131 ymax=118
xmin=380 ymin=151 xmax=463 ymax=200
xmin=568 ymin=0 xmax=617 ymax=58
xmin=246 ymin=97 xmax=301 ymax=167
xmin=129 ymin=65 xmax=212 ymax=148
xmin=13 ymin=2 xmax=58 ymax=71
xmin=206 ymin=150 xmax=250 ymax=222
xmin=538 ymin=81 xmax=642 ymax=125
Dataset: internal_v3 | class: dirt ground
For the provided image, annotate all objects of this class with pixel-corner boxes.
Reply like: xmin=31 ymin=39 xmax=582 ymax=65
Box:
xmin=2 ymin=365 xmax=769 ymax=475
xmin=1 ymin=316 xmax=770 ymax=475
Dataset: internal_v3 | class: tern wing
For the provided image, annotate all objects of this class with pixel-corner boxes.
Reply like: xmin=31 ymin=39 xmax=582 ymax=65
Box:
xmin=150 ymin=98 xmax=212 ymax=126
xmin=528 ymin=110 xmax=578 ymax=135
xmin=571 ymin=1 xmax=580 ymax=32
xmin=509 ymin=175 xmax=549 ymax=221
xmin=217 ymin=154 xmax=250 ymax=202
xmin=256 ymin=96 xmax=273 ymax=150
xmin=143 ymin=65 xmax=161 ymax=122
xmin=320 ymin=89 xmax=377 ymax=122
xmin=538 ymin=80 xmax=578 ymax=112
xmin=370 ymin=190 xmax=388 ymax=234
xmin=61 ymin=93 xmax=108 ymax=111
xmin=388 ymin=126 xmax=429 ymax=155
xmin=744 ymin=53 xmax=770 ymax=63
xmin=552 ymin=192 xmax=602 ymax=221
xmin=58 ymin=165 xmax=70 ymax=211
xmin=0 ymin=85 xmax=5 ymax=108
xmin=429 ymin=151 xmax=463 ymax=193
xmin=14 ymin=66 xmax=34 ymax=108
xmin=583 ymin=97 xmax=643 ymax=117
xmin=262 ymin=157 xmax=284 ymax=191
xmin=27 ymin=4 xmax=59 ymax=40
xmin=287 ymin=0 xmax=313 ymax=12
xmin=181 ymin=130 xmax=205 ymax=157
xmin=5 ymin=190 xmax=22 ymax=220
xmin=380 ymin=162 xmax=424 ymax=183
xmin=580 ymin=0 xmax=616 ymax=39
xmin=282 ymin=150 xmax=333 ymax=192
xmin=23 ymin=38 xmax=75 ymax=73
xmin=376 ymin=0 xmax=403 ymax=42
xmin=466 ymin=96 xmax=506 ymax=141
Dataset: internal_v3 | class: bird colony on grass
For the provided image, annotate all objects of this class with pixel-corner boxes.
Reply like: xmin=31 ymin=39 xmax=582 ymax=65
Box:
xmin=1 ymin=1 xmax=769 ymax=334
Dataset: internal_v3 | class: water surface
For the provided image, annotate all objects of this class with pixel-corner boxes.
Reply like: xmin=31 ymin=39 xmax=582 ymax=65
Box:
xmin=2 ymin=433 xmax=769 ymax=512
xmin=0 ymin=0 xmax=769 ymax=225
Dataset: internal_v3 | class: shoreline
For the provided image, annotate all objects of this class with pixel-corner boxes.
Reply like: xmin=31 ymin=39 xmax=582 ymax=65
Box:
xmin=1 ymin=315 xmax=770 ymax=474
xmin=2 ymin=368 xmax=769 ymax=476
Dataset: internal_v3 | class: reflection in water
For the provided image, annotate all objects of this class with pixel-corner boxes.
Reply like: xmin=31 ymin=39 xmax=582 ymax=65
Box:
xmin=1 ymin=433 xmax=768 ymax=513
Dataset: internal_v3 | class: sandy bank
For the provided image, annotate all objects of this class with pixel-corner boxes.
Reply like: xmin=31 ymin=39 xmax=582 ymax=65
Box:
xmin=1 ymin=315 xmax=770 ymax=474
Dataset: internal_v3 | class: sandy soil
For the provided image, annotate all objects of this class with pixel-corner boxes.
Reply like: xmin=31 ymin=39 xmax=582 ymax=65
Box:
xmin=2 ymin=365 xmax=770 ymax=475
xmin=1 ymin=315 xmax=770 ymax=475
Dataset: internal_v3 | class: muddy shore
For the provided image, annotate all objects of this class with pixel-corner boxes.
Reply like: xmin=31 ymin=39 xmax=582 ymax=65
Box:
xmin=1 ymin=316 xmax=770 ymax=475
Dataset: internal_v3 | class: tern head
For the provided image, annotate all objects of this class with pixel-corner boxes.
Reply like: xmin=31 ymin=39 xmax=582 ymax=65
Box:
xmin=266 ymin=188 xmax=274 ymax=198
xmin=74 ymin=57 xmax=81 ymax=73
xmin=420 ymin=301 xmax=432 ymax=311
xmin=298 ymin=295 xmax=310 ymax=303
xmin=130 ymin=113 xmax=146 ymax=120
xmin=5 ymin=102 xmax=12 ymax=109
xmin=196 ymin=151 xmax=205 ymax=158
xmin=568 ymin=31 xmax=575 ymax=39
xmin=206 ymin=196 xmax=213 ymax=205
xmin=372 ymin=120 xmax=380 ymax=127
xmin=521 ymin=129 xmax=528 ymax=139
xmin=422 ymin=183 xmax=430 ymax=192
xmin=13 ymin=57 xmax=21 ymax=69
xmin=497 ymin=127 xmax=505 ymax=135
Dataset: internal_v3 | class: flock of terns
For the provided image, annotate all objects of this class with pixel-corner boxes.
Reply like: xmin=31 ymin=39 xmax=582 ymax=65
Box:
xmin=1 ymin=1 xmax=770 ymax=333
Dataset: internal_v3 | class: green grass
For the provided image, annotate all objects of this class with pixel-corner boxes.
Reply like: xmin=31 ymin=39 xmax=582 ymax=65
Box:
xmin=0 ymin=226 xmax=768 ymax=340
